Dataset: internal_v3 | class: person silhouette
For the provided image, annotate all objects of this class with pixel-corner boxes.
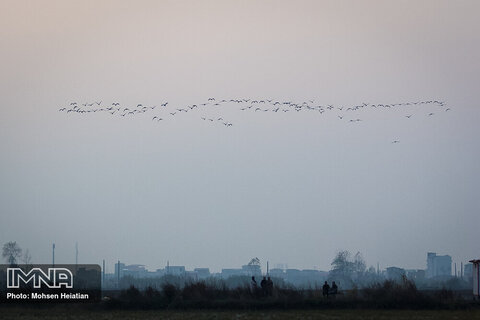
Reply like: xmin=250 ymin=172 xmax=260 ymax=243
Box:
xmin=322 ymin=281 xmax=330 ymax=297
xmin=251 ymin=276 xmax=258 ymax=290
xmin=267 ymin=277 xmax=273 ymax=296
xmin=331 ymin=281 xmax=338 ymax=296
xmin=260 ymin=276 xmax=267 ymax=296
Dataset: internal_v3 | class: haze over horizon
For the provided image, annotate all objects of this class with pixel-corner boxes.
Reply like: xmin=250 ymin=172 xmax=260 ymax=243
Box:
xmin=1 ymin=0 xmax=479 ymax=274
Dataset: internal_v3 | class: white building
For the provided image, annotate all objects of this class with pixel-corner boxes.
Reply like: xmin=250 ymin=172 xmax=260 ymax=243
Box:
xmin=470 ymin=259 xmax=479 ymax=299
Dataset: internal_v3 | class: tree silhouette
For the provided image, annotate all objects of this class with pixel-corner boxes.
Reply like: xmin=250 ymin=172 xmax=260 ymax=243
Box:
xmin=21 ymin=248 xmax=32 ymax=265
xmin=329 ymin=250 xmax=367 ymax=289
xmin=2 ymin=241 xmax=22 ymax=265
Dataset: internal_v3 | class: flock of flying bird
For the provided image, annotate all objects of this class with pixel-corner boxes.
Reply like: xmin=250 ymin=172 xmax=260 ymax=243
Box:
xmin=59 ymin=98 xmax=450 ymax=143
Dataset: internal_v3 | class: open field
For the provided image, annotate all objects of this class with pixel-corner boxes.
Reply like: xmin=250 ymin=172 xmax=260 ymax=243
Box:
xmin=2 ymin=308 xmax=480 ymax=320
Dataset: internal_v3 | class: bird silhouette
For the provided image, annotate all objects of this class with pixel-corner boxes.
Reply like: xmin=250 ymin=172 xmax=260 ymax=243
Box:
xmin=59 ymin=97 xmax=448 ymax=132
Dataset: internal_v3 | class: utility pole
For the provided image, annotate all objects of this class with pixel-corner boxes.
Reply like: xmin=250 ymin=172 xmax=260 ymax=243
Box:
xmin=102 ymin=259 xmax=105 ymax=289
xmin=52 ymin=243 xmax=55 ymax=266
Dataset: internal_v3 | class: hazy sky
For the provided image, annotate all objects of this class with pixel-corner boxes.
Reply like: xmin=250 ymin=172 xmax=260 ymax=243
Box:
xmin=0 ymin=0 xmax=479 ymax=273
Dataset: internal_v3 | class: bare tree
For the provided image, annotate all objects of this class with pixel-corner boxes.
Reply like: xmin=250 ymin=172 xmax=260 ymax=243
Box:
xmin=2 ymin=241 xmax=22 ymax=265
xmin=329 ymin=250 xmax=368 ymax=289
xmin=21 ymin=248 xmax=32 ymax=265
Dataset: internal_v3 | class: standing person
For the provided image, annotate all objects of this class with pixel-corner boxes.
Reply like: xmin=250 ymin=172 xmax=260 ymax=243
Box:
xmin=267 ymin=277 xmax=273 ymax=296
xmin=331 ymin=281 xmax=338 ymax=296
xmin=322 ymin=281 xmax=330 ymax=297
xmin=260 ymin=276 xmax=267 ymax=296
xmin=251 ymin=276 xmax=258 ymax=290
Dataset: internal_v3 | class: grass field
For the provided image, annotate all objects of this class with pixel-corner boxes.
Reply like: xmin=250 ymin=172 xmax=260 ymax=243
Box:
xmin=2 ymin=308 xmax=480 ymax=320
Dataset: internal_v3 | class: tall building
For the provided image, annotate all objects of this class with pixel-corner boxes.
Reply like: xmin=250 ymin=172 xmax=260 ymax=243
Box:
xmin=426 ymin=252 xmax=452 ymax=278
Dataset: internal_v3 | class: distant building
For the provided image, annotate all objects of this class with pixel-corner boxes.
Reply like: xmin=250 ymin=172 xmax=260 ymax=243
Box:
xmin=115 ymin=262 xmax=125 ymax=279
xmin=269 ymin=268 xmax=286 ymax=279
xmin=165 ymin=265 xmax=185 ymax=276
xmin=114 ymin=263 xmax=148 ymax=278
xmin=464 ymin=263 xmax=473 ymax=281
xmin=241 ymin=264 xmax=262 ymax=276
xmin=470 ymin=260 xmax=480 ymax=298
xmin=221 ymin=268 xmax=243 ymax=278
xmin=185 ymin=271 xmax=198 ymax=281
xmin=405 ymin=269 xmax=425 ymax=281
xmin=386 ymin=267 xmax=406 ymax=281
xmin=286 ymin=268 xmax=301 ymax=279
xmin=285 ymin=268 xmax=326 ymax=287
xmin=426 ymin=252 xmax=452 ymax=278
xmin=194 ymin=268 xmax=210 ymax=279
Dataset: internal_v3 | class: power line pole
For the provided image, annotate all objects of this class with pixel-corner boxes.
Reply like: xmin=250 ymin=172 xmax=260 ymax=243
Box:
xmin=102 ymin=259 xmax=105 ymax=289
